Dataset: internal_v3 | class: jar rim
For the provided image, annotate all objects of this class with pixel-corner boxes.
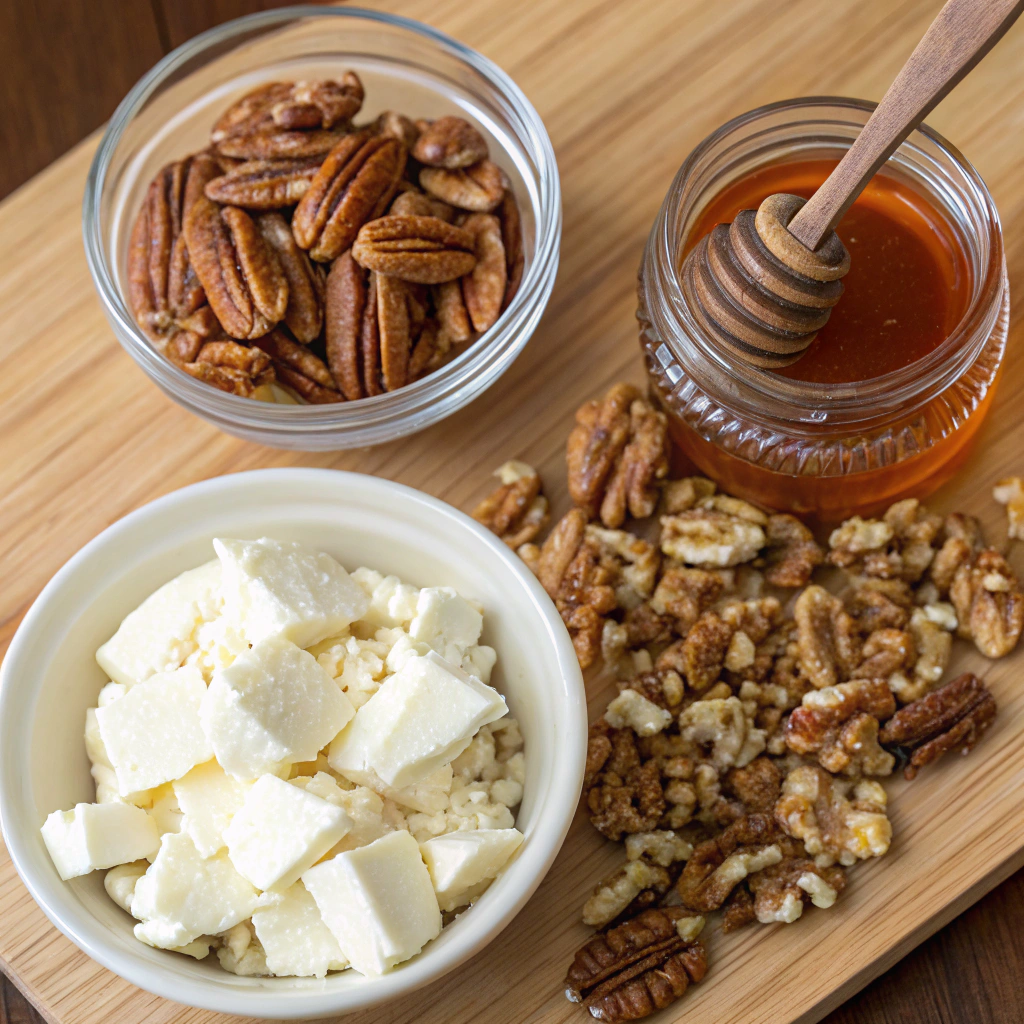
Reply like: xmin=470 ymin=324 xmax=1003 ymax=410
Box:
xmin=82 ymin=5 xmax=561 ymax=448
xmin=649 ymin=96 xmax=1005 ymax=422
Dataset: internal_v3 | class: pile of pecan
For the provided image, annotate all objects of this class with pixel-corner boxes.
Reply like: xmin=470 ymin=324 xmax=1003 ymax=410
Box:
xmin=471 ymin=382 xmax=1020 ymax=1023
xmin=128 ymin=74 xmax=522 ymax=402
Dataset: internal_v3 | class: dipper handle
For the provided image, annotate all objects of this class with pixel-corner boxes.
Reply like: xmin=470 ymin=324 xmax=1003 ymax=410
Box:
xmin=787 ymin=0 xmax=1024 ymax=251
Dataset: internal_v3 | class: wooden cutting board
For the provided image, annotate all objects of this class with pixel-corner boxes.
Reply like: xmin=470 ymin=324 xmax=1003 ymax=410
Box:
xmin=2 ymin=0 xmax=1024 ymax=1022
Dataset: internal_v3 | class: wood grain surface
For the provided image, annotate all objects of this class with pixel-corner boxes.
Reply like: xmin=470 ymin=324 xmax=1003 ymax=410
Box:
xmin=1 ymin=2 xmax=1024 ymax=1023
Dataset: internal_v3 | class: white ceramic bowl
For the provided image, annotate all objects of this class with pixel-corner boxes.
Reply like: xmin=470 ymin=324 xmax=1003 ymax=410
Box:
xmin=0 ymin=469 xmax=586 ymax=1019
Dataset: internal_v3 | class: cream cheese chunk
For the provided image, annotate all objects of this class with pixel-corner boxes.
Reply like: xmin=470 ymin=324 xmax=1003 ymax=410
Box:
xmin=302 ymin=830 xmax=441 ymax=975
xmin=201 ymin=637 xmax=355 ymax=779
xmin=96 ymin=665 xmax=213 ymax=795
xmin=215 ymin=537 xmax=368 ymax=649
xmin=224 ymin=775 xmax=352 ymax=891
xmin=96 ymin=560 xmax=222 ymax=687
xmin=173 ymin=760 xmax=252 ymax=858
xmin=420 ymin=828 xmax=524 ymax=912
xmin=408 ymin=587 xmax=483 ymax=658
xmin=329 ymin=651 xmax=507 ymax=789
xmin=131 ymin=831 xmax=266 ymax=949
xmin=252 ymin=882 xmax=348 ymax=977
xmin=41 ymin=802 xmax=160 ymax=880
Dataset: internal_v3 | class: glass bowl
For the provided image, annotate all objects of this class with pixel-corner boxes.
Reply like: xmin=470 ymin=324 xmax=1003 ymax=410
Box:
xmin=83 ymin=7 xmax=561 ymax=451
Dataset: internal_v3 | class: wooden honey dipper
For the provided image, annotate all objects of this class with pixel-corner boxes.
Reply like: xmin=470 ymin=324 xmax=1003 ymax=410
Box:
xmin=685 ymin=0 xmax=1024 ymax=369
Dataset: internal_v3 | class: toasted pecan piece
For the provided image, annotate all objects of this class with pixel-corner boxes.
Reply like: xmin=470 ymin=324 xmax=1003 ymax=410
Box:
xmin=420 ymin=158 xmax=506 ymax=212
xmin=183 ymin=197 xmax=288 ymax=340
xmin=460 ymin=212 xmax=507 ymax=332
xmin=255 ymin=212 xmax=324 ymax=343
xmin=411 ymin=115 xmax=489 ymax=168
xmin=351 ymin=214 xmax=477 ymax=284
xmin=204 ymin=156 xmax=323 ymax=209
xmin=292 ymin=131 xmax=406 ymax=262
xmin=253 ymin=329 xmax=341 ymax=404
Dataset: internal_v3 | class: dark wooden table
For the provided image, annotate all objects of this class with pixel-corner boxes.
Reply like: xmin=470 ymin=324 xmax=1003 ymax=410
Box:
xmin=1 ymin=2 xmax=1022 ymax=1022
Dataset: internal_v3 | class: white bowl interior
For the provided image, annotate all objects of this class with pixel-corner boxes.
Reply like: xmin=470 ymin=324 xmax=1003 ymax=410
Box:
xmin=0 ymin=469 xmax=585 ymax=1019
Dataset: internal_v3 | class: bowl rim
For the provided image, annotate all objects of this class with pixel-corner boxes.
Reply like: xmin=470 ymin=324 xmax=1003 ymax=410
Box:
xmin=82 ymin=6 xmax=562 ymax=448
xmin=0 ymin=467 xmax=587 ymax=1018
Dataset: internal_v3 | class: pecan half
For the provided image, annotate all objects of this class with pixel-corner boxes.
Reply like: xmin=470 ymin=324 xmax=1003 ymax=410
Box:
xmin=253 ymin=329 xmax=341 ymax=403
xmin=568 ymin=384 xmax=669 ymax=528
xmin=460 ymin=213 xmax=507 ymax=331
xmin=373 ymin=110 xmax=421 ymax=150
xmin=255 ymin=212 xmax=324 ymax=343
xmin=211 ymin=82 xmax=295 ymax=143
xmin=879 ymin=672 xmax=997 ymax=779
xmin=351 ymin=214 xmax=476 ymax=284
xmin=565 ymin=908 xmax=707 ymax=1024
xmin=411 ymin=116 xmax=489 ymax=169
xmin=215 ymin=126 xmax=347 ymax=161
xmin=324 ymin=257 xmax=418 ymax=397
xmin=498 ymin=188 xmax=525 ymax=308
xmin=183 ymin=198 xmax=288 ymax=340
xmin=204 ymin=156 xmax=323 ymax=209
xmin=433 ymin=279 xmax=473 ymax=344
xmin=389 ymin=189 xmax=455 ymax=221
xmin=472 ymin=461 xmax=549 ymax=548
xmin=270 ymin=76 xmax=364 ymax=130
xmin=292 ymin=131 xmax=406 ymax=261
xmin=420 ymin=159 xmax=506 ymax=212
xmin=949 ymin=548 xmax=1024 ymax=658
xmin=128 ymin=153 xmax=220 ymax=339
xmin=182 ymin=340 xmax=275 ymax=397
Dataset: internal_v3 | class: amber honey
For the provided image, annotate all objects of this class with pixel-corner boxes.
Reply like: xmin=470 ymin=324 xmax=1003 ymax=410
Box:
xmin=638 ymin=100 xmax=1008 ymax=522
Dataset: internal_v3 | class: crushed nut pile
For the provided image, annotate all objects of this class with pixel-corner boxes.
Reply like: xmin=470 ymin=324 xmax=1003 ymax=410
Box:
xmin=471 ymin=384 xmax=1022 ymax=1023
xmin=129 ymin=76 xmax=522 ymax=401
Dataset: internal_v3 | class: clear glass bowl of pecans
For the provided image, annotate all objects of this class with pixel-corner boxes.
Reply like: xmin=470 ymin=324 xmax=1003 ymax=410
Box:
xmin=83 ymin=7 xmax=560 ymax=450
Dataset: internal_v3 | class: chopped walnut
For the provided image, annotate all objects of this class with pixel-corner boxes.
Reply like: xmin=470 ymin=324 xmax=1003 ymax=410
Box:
xmin=605 ymin=688 xmax=673 ymax=737
xmin=678 ymin=697 xmax=766 ymax=771
xmin=586 ymin=727 xmax=666 ymax=840
xmin=696 ymin=494 xmax=768 ymax=525
xmin=785 ymin=679 xmax=896 ymax=777
xmin=794 ymin=585 xmax=862 ymax=689
xmin=760 ymin=514 xmax=823 ymax=588
xmin=846 ymin=577 xmax=914 ymax=632
xmin=621 ymin=669 xmax=685 ymax=712
xmin=775 ymin=765 xmax=891 ymax=867
xmin=949 ymin=548 xmax=1024 ymax=658
xmin=723 ymin=756 xmax=783 ymax=813
xmin=582 ymin=858 xmax=672 ymax=927
xmin=662 ymin=477 xmax=716 ymax=514
xmin=649 ymin=565 xmax=726 ymax=634
xmin=994 ymin=477 xmax=1024 ymax=541
xmin=675 ymin=611 xmax=733 ymax=691
xmin=746 ymin=856 xmax=845 ymax=925
xmin=879 ymin=672 xmax=997 ymax=779
xmin=567 ymin=383 xmax=669 ymax=528
xmin=472 ymin=460 xmax=550 ymax=548
xmin=586 ymin=525 xmax=660 ymax=609
xmin=676 ymin=814 xmax=782 ymax=912
xmin=893 ymin=607 xmax=953 ymax=704
xmin=625 ymin=830 xmax=694 ymax=867
xmin=660 ymin=509 xmax=766 ymax=568
xmin=828 ymin=499 xmax=941 ymax=583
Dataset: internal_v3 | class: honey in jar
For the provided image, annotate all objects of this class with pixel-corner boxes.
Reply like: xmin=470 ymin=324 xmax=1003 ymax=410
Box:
xmin=638 ymin=99 xmax=1008 ymax=521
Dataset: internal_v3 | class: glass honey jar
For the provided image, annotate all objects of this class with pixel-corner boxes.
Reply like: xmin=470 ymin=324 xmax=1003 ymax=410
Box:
xmin=638 ymin=98 xmax=1009 ymax=521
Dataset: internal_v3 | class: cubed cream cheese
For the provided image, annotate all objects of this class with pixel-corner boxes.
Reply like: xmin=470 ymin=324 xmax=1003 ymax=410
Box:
xmin=131 ymin=831 xmax=266 ymax=949
xmin=302 ymin=830 xmax=441 ymax=975
xmin=224 ymin=774 xmax=352 ymax=891
xmin=96 ymin=560 xmax=222 ymax=687
xmin=214 ymin=538 xmax=368 ymax=649
xmin=419 ymin=828 xmax=523 ymax=912
xmin=252 ymin=882 xmax=347 ymax=977
xmin=41 ymin=802 xmax=160 ymax=880
xmin=201 ymin=637 xmax=354 ymax=779
xmin=329 ymin=652 xmax=507 ymax=789
xmin=104 ymin=860 xmax=149 ymax=913
xmin=95 ymin=666 xmax=213 ymax=795
xmin=173 ymin=760 xmax=252 ymax=858
xmin=408 ymin=588 xmax=483 ymax=658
